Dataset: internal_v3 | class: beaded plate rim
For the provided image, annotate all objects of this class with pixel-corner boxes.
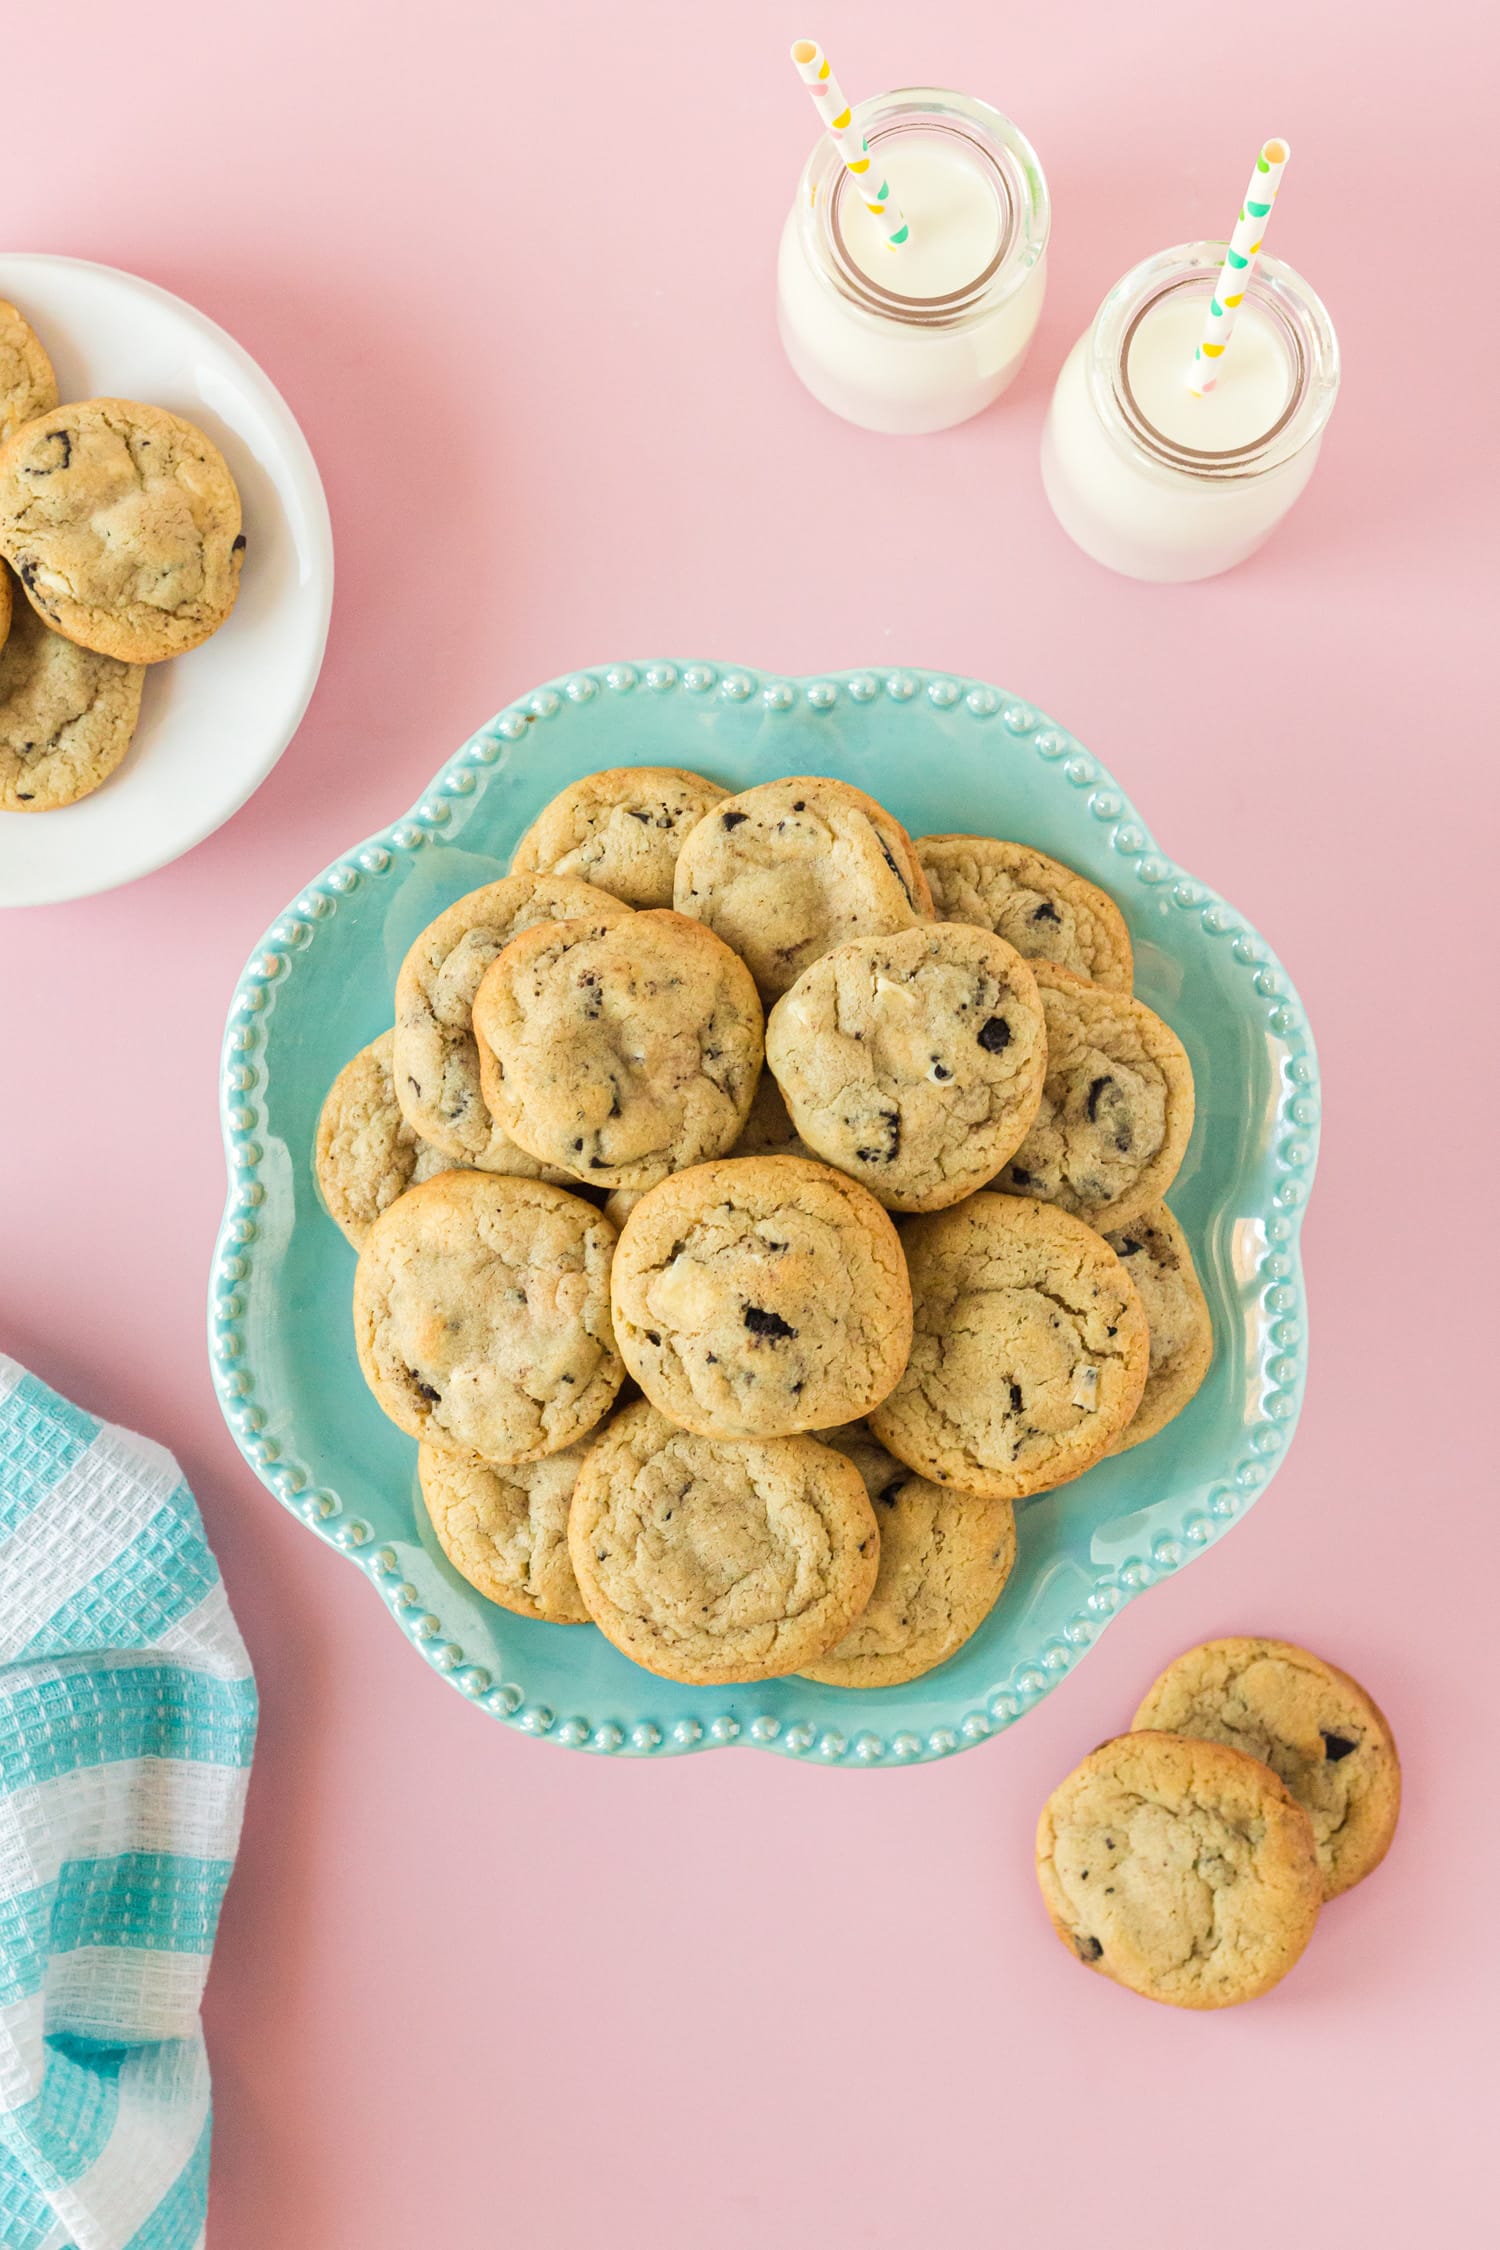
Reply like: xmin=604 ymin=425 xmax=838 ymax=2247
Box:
xmin=209 ymin=660 xmax=1318 ymax=1767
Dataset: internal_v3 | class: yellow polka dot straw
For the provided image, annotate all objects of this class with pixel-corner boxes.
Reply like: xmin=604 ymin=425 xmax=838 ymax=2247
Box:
xmin=1188 ymin=140 xmax=1291 ymax=395
xmin=790 ymin=38 xmax=910 ymax=249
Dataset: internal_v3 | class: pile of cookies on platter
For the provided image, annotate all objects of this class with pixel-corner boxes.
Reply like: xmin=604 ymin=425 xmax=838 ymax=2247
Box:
xmin=315 ymin=764 xmax=1210 ymax=1690
xmin=1037 ymin=1635 xmax=1401 ymax=2008
xmin=0 ymin=295 xmax=245 ymax=813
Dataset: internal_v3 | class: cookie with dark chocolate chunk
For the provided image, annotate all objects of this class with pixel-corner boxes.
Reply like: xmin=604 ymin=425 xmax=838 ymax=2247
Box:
xmin=1132 ymin=1638 xmax=1400 ymax=1898
xmin=0 ymin=399 xmax=243 ymax=661
xmin=993 ymin=964 xmax=1194 ymax=1231
xmin=765 ymin=923 xmax=1046 ymax=1211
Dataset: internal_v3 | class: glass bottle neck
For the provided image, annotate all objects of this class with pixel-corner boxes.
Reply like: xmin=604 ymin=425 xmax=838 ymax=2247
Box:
xmin=1087 ymin=246 xmax=1339 ymax=483
xmin=795 ymin=88 xmax=1049 ymax=332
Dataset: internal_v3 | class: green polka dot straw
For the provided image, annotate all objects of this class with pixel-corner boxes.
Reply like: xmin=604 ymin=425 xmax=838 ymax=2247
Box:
xmin=790 ymin=38 xmax=911 ymax=250
xmin=1189 ymin=139 xmax=1291 ymax=397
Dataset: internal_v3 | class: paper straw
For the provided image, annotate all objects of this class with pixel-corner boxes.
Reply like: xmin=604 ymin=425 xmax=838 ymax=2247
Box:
xmin=1188 ymin=139 xmax=1291 ymax=395
xmin=790 ymin=38 xmax=910 ymax=249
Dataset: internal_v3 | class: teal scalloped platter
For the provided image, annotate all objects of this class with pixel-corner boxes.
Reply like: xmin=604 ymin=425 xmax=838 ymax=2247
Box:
xmin=210 ymin=663 xmax=1317 ymax=1767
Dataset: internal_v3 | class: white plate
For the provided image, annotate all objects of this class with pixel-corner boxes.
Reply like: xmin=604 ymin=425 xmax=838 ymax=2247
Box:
xmin=0 ymin=254 xmax=333 ymax=907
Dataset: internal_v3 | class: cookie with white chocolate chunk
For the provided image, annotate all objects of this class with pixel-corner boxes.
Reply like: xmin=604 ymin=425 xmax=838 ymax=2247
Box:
xmin=869 ymin=1191 xmax=1148 ymax=1501
xmin=916 ymin=833 xmax=1133 ymax=991
xmin=352 ymin=1170 xmax=623 ymax=1464
xmin=994 ymin=965 xmax=1195 ymax=1232
xmin=1103 ymin=1202 xmax=1212 ymax=1452
xmin=472 ymin=909 xmax=763 ymax=1189
xmin=393 ymin=874 xmax=632 ymax=1172
xmin=673 ymin=775 xmax=933 ymax=1002
xmin=1132 ymin=1638 xmax=1401 ymax=1899
xmin=0 ymin=398 xmax=245 ymax=662
xmin=766 ymin=924 xmax=1046 ymax=1211
xmin=609 ymin=1154 xmax=912 ymax=1439
xmin=1036 ymin=1730 xmax=1322 ymax=2008
xmin=568 ymin=1400 xmax=880 ymax=1685
xmin=511 ymin=764 xmax=727 ymax=907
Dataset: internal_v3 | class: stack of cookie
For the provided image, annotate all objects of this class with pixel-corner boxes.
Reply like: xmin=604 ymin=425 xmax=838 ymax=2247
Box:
xmin=316 ymin=765 xmax=1211 ymax=1689
xmin=1037 ymin=1637 xmax=1401 ymax=2007
xmin=0 ymin=295 xmax=245 ymax=814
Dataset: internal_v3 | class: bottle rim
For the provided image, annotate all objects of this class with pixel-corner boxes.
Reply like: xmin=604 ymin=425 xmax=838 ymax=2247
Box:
xmin=793 ymin=87 xmax=1050 ymax=332
xmin=1086 ymin=243 xmax=1340 ymax=481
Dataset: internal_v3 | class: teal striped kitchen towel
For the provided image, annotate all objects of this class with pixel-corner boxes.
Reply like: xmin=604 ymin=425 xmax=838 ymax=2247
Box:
xmin=0 ymin=1354 xmax=257 ymax=2250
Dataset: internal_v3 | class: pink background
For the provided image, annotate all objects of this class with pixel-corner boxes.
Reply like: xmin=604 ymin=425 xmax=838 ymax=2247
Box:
xmin=2 ymin=3 xmax=1492 ymax=2243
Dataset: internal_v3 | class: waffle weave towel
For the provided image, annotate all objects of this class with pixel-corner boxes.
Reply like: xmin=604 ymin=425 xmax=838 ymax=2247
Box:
xmin=0 ymin=1355 xmax=257 ymax=2250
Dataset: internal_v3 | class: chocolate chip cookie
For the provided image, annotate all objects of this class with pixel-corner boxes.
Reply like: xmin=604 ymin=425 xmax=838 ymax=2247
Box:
xmin=472 ymin=909 xmax=763 ymax=1189
xmin=916 ymin=834 xmax=1133 ymax=991
xmin=511 ymin=765 xmax=728 ymax=907
xmin=418 ymin=1439 xmax=591 ymax=1623
xmin=1 ymin=559 xmax=147 ymax=811
xmin=0 ymin=399 xmax=245 ymax=662
xmin=0 ymin=299 xmax=58 ymax=448
xmin=765 ymin=924 xmax=1047 ymax=1211
xmin=673 ymin=775 xmax=933 ymax=1001
xmin=1103 ymin=1204 xmax=1213 ymax=1452
xmin=393 ymin=874 xmax=632 ymax=1170
xmin=869 ymin=1192 xmax=1148 ymax=1500
xmin=610 ymin=1154 xmax=913 ymax=1438
xmin=315 ymin=1031 xmax=464 ymax=1248
xmin=1035 ymin=1731 xmax=1323 ymax=2008
xmin=1132 ymin=1639 xmax=1401 ymax=1899
xmin=799 ymin=1425 xmax=1016 ymax=1687
xmin=994 ymin=964 xmax=1195 ymax=1230
xmin=352 ymin=1170 xmax=623 ymax=1463
xmin=567 ymin=1400 xmax=880 ymax=1684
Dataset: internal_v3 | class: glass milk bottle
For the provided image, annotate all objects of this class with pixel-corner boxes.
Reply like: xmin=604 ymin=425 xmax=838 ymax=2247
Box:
xmin=1041 ymin=244 xmax=1339 ymax=581
xmin=777 ymin=89 xmax=1050 ymax=434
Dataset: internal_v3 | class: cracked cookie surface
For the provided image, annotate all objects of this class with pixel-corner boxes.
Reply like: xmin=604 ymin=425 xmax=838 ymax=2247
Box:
xmin=568 ymin=1400 xmax=879 ymax=1683
xmin=799 ymin=1425 xmax=1015 ymax=1687
xmin=610 ymin=1154 xmax=913 ymax=1438
xmin=418 ymin=1439 xmax=591 ymax=1622
xmin=1132 ymin=1638 xmax=1400 ymax=1898
xmin=0 ymin=299 xmax=58 ymax=448
xmin=473 ymin=909 xmax=762 ymax=1189
xmin=393 ymin=874 xmax=632 ymax=1170
xmin=315 ymin=1031 xmax=464 ymax=1247
xmin=0 ymin=398 xmax=244 ymax=661
xmin=0 ymin=567 xmax=144 ymax=810
xmin=1035 ymin=1731 xmax=1322 ymax=2008
xmin=766 ymin=924 xmax=1046 ymax=1211
xmin=869 ymin=1192 xmax=1148 ymax=1500
xmin=916 ymin=833 xmax=1133 ymax=991
xmin=994 ymin=964 xmax=1194 ymax=1230
xmin=1103 ymin=1203 xmax=1213 ymax=1452
xmin=352 ymin=1171 xmax=623 ymax=1463
xmin=673 ymin=775 xmax=933 ymax=1001
xmin=511 ymin=764 xmax=727 ymax=907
